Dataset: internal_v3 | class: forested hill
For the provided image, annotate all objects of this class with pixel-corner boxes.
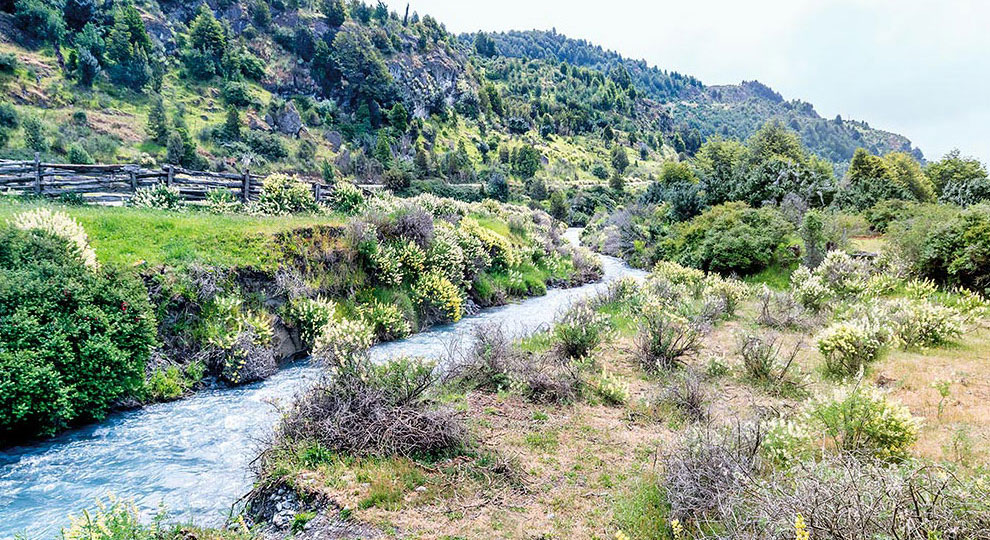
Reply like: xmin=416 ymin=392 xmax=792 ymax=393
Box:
xmin=473 ymin=29 xmax=923 ymax=165
xmin=0 ymin=0 xmax=919 ymax=186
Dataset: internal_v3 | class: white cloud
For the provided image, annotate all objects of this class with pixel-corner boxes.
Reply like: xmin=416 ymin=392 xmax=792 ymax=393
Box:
xmin=407 ymin=0 xmax=990 ymax=164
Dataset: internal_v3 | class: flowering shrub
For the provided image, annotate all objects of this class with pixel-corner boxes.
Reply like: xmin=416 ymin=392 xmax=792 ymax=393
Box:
xmin=412 ymin=271 xmax=463 ymax=324
xmin=816 ymin=318 xmax=889 ymax=376
xmin=790 ymin=266 xmax=830 ymax=311
xmin=284 ymin=296 xmax=337 ymax=350
xmin=461 ymin=217 xmax=519 ymax=271
xmin=359 ymin=299 xmax=411 ymax=341
xmin=903 ymin=277 xmax=938 ymax=300
xmin=10 ymin=208 xmax=98 ymax=268
xmin=60 ymin=495 xmax=156 ymax=540
xmin=652 ymin=260 xmax=706 ymax=297
xmin=553 ymin=300 xmax=610 ymax=359
xmin=591 ymin=368 xmax=629 ymax=405
xmin=205 ymin=188 xmax=241 ymax=214
xmin=702 ymin=275 xmax=749 ymax=316
xmin=947 ymin=286 xmax=990 ymax=320
xmin=426 ymin=222 xmax=466 ymax=285
xmin=882 ymin=298 xmax=962 ymax=348
xmin=762 ymin=418 xmax=813 ymax=465
xmin=815 ymin=250 xmax=868 ymax=296
xmin=130 ymin=183 xmax=183 ymax=211
xmin=371 ymin=242 xmax=404 ymax=286
xmin=326 ymin=181 xmax=364 ymax=214
xmin=635 ymin=300 xmax=706 ymax=372
xmin=251 ymin=173 xmax=318 ymax=215
xmin=315 ymin=317 xmax=375 ymax=367
xmin=809 ymin=385 xmax=920 ymax=461
xmin=863 ymin=272 xmax=900 ymax=297
xmin=396 ymin=239 xmax=427 ymax=283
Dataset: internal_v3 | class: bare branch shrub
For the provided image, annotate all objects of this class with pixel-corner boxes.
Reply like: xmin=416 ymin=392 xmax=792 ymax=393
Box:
xmin=737 ymin=331 xmax=805 ymax=394
xmin=756 ymin=286 xmax=813 ymax=330
xmin=635 ymin=308 xmax=707 ymax=373
xmin=659 ymin=370 xmax=711 ymax=422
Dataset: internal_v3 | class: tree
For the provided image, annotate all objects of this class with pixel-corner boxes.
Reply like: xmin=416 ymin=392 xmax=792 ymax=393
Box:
xmin=320 ymin=0 xmax=347 ymax=26
xmin=373 ymin=132 xmax=393 ymax=166
xmin=147 ymin=95 xmax=168 ymax=144
xmin=486 ymin=170 xmax=509 ymax=202
xmin=185 ymin=5 xmax=227 ymax=80
xmin=105 ymin=3 xmax=153 ymax=90
xmin=388 ymin=102 xmax=409 ymax=133
xmin=0 ymin=102 xmax=19 ymax=148
xmin=373 ymin=1 xmax=388 ymax=22
xmin=548 ymin=190 xmax=568 ymax=221
xmin=324 ymin=23 xmax=392 ymax=106
xmin=748 ymin=120 xmax=805 ymax=164
xmin=610 ymin=145 xmax=629 ymax=174
xmin=165 ymin=131 xmax=186 ymax=165
xmin=22 ymin=115 xmax=46 ymax=152
xmin=884 ymin=152 xmax=934 ymax=203
xmin=609 ymin=169 xmax=624 ymax=192
xmin=474 ymin=32 xmax=497 ymax=57
xmin=223 ymin=107 xmax=241 ymax=141
xmin=293 ymin=27 xmax=316 ymax=61
xmin=414 ymin=143 xmax=431 ymax=176
xmin=510 ymin=144 xmax=542 ymax=178
xmin=926 ymin=149 xmax=988 ymax=195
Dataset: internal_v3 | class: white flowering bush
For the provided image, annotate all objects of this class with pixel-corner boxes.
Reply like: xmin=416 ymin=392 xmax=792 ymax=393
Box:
xmin=815 ymin=250 xmax=869 ymax=296
xmin=359 ymin=299 xmax=411 ymax=341
xmin=61 ymin=495 xmax=152 ymax=540
xmin=326 ymin=180 xmax=364 ymax=214
xmin=130 ymin=183 xmax=183 ymax=211
xmin=396 ymin=239 xmax=427 ymax=283
xmin=903 ymin=278 xmax=938 ymax=300
xmin=553 ymin=300 xmax=611 ymax=359
xmin=411 ymin=192 xmax=466 ymax=219
xmin=11 ymin=208 xmax=98 ymax=269
xmin=816 ymin=317 xmax=890 ymax=376
xmin=371 ymin=242 xmax=404 ymax=286
xmin=882 ymin=298 xmax=962 ymax=348
xmin=762 ymin=417 xmax=813 ymax=465
xmin=790 ymin=266 xmax=830 ymax=311
xmin=591 ymin=368 xmax=629 ymax=405
xmin=285 ymin=296 xmax=337 ymax=349
xmin=947 ymin=286 xmax=990 ymax=320
xmin=315 ymin=317 xmax=375 ymax=368
xmin=250 ymin=173 xmax=318 ymax=215
xmin=205 ymin=188 xmax=241 ymax=214
xmin=863 ymin=272 xmax=900 ymax=297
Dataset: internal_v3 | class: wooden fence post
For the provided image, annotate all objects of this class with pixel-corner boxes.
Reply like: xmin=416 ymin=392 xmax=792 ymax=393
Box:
xmin=128 ymin=167 xmax=137 ymax=192
xmin=34 ymin=152 xmax=41 ymax=195
xmin=242 ymin=169 xmax=251 ymax=202
xmin=166 ymin=165 xmax=174 ymax=187
xmin=313 ymin=181 xmax=321 ymax=202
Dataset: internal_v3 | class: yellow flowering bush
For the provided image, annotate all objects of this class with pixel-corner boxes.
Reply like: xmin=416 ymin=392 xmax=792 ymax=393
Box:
xmin=359 ymin=299 xmax=411 ymax=341
xmin=412 ymin=271 xmax=463 ymax=323
xmin=816 ymin=317 xmax=889 ymax=376
xmin=702 ymin=274 xmax=750 ymax=316
xmin=285 ymin=296 xmax=337 ymax=349
xmin=809 ymin=384 xmax=920 ymax=461
xmin=882 ymin=298 xmax=962 ymax=348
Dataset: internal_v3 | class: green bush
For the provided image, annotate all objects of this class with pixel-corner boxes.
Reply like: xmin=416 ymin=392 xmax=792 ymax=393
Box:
xmin=326 ymin=181 xmax=365 ymax=214
xmin=889 ymin=204 xmax=990 ymax=293
xmin=359 ymin=299 xmax=411 ymax=342
xmin=284 ymin=296 xmax=337 ymax=350
xmin=672 ymin=202 xmax=793 ymax=275
xmin=205 ymin=188 xmax=241 ymax=214
xmin=0 ymin=227 xmax=156 ymax=440
xmin=816 ymin=317 xmax=889 ymax=377
xmin=553 ymin=300 xmax=609 ymax=359
xmin=808 ymin=385 xmax=920 ymax=461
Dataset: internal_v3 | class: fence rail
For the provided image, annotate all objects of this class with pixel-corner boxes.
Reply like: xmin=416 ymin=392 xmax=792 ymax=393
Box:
xmin=0 ymin=154 xmax=367 ymax=205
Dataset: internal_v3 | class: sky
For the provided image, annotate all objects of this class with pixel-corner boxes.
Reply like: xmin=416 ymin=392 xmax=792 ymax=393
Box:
xmin=406 ymin=0 xmax=990 ymax=165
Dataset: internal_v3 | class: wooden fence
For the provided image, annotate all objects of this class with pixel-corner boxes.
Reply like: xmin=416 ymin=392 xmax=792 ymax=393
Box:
xmin=0 ymin=154 xmax=352 ymax=205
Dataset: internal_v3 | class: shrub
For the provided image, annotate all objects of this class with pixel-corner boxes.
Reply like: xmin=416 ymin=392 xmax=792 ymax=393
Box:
xmin=789 ymin=266 xmax=830 ymax=311
xmin=426 ymin=223 xmax=466 ymax=285
xmin=635 ymin=302 xmax=706 ymax=373
xmin=737 ymin=331 xmax=803 ymax=392
xmin=815 ymin=250 xmax=869 ymax=296
xmin=651 ymin=260 xmax=706 ymax=297
xmin=881 ymin=298 xmax=962 ymax=348
xmin=252 ymin=173 xmax=318 ymax=215
xmin=284 ymin=297 xmax=337 ymax=350
xmin=326 ymin=181 xmax=364 ymax=214
xmin=552 ymin=300 xmax=610 ymax=359
xmin=701 ymin=275 xmax=749 ymax=316
xmin=808 ymin=385 xmax=920 ymax=461
xmin=130 ymin=183 xmax=183 ymax=211
xmin=659 ymin=370 xmax=710 ymax=422
xmin=205 ymin=188 xmax=241 ymax=214
xmin=590 ymin=368 xmax=629 ymax=405
xmin=673 ymin=202 xmax=793 ymax=275
xmin=66 ymin=143 xmax=94 ymax=164
xmin=359 ymin=299 xmax=411 ymax=342
xmin=756 ymin=286 xmax=811 ymax=329
xmin=411 ymin=271 xmax=463 ymax=324
xmin=0 ymin=227 xmax=156 ymax=440
xmin=0 ymin=52 xmax=18 ymax=72
xmin=816 ymin=318 xmax=889 ymax=377
xmin=10 ymin=208 xmax=97 ymax=268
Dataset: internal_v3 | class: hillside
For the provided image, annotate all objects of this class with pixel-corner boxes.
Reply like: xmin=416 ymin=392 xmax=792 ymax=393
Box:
xmin=0 ymin=0 xmax=920 ymax=199
xmin=479 ymin=29 xmax=924 ymax=165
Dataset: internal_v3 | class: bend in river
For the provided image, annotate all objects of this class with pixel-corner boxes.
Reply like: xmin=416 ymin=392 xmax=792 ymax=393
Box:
xmin=0 ymin=229 xmax=646 ymax=539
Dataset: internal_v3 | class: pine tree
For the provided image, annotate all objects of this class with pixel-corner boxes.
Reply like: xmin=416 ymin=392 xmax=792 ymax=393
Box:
xmin=147 ymin=95 xmax=169 ymax=144
xmin=320 ymin=0 xmax=347 ymax=26
xmin=388 ymin=102 xmax=409 ymax=133
xmin=223 ymin=107 xmax=241 ymax=141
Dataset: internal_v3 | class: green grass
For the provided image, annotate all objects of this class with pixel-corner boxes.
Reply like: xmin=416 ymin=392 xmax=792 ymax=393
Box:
xmin=742 ymin=261 xmax=797 ymax=290
xmin=0 ymin=197 xmax=341 ymax=269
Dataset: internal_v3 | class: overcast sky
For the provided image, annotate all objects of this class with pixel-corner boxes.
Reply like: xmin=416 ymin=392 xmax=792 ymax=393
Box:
xmin=406 ymin=0 xmax=990 ymax=165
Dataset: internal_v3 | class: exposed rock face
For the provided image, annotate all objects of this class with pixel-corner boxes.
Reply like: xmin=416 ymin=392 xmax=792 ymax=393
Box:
xmin=266 ymin=101 xmax=304 ymax=137
xmin=386 ymin=41 xmax=476 ymax=118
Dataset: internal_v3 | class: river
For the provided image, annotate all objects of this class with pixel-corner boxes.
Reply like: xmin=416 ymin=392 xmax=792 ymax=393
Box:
xmin=0 ymin=229 xmax=645 ymax=539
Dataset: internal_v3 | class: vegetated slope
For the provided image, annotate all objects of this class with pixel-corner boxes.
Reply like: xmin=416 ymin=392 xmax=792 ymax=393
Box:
xmin=0 ymin=0 xmax=918 ymax=194
xmin=480 ymin=29 xmax=923 ymax=164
